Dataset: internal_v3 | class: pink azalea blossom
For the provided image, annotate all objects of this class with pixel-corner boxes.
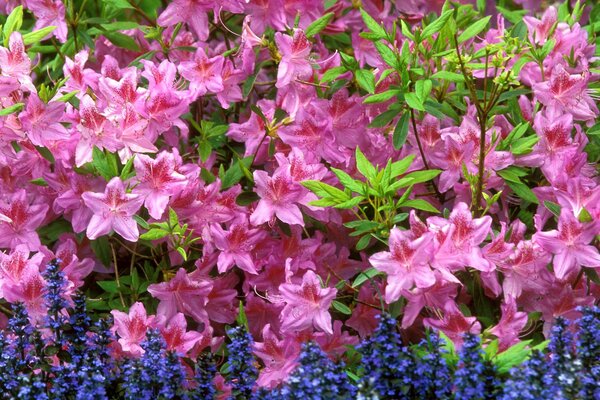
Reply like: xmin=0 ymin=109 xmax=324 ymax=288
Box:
xmin=369 ymin=227 xmax=435 ymax=304
xmin=275 ymin=30 xmax=313 ymax=88
xmin=0 ymin=190 xmax=49 ymax=251
xmin=487 ymin=298 xmax=528 ymax=351
xmin=423 ymin=301 xmax=481 ymax=347
xmin=19 ymin=94 xmax=70 ymax=147
xmin=210 ymin=220 xmax=265 ymax=274
xmin=534 ymin=210 xmax=600 ymax=280
xmin=156 ymin=313 xmax=203 ymax=355
xmin=81 ymin=177 xmax=144 ymax=242
xmin=133 ymin=151 xmax=187 ymax=219
xmin=75 ymin=95 xmax=121 ymax=167
xmin=278 ymin=270 xmax=337 ymax=334
xmin=27 ymin=0 xmax=68 ymax=42
xmin=147 ymin=268 xmax=213 ymax=324
xmin=253 ymin=324 xmax=300 ymax=388
xmin=250 ymin=169 xmax=305 ymax=226
xmin=111 ymin=302 xmax=155 ymax=356
xmin=523 ymin=6 xmax=557 ymax=44
xmin=178 ymin=49 xmax=225 ymax=98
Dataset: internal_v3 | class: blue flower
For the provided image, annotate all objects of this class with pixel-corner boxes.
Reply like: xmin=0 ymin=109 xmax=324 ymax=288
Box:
xmin=227 ymin=325 xmax=258 ymax=400
xmin=453 ymin=333 xmax=500 ymax=400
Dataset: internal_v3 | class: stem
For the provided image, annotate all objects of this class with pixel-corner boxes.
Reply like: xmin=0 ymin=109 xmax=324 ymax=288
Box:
xmin=110 ymin=243 xmax=126 ymax=309
xmin=410 ymin=109 xmax=443 ymax=202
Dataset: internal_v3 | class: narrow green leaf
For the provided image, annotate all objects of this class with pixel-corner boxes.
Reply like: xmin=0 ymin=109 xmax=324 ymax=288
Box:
xmin=400 ymin=199 xmax=439 ymax=213
xmin=393 ymin=112 xmax=410 ymax=149
xmin=363 ymin=89 xmax=400 ymax=104
xmin=3 ymin=6 xmax=23 ymax=45
xmin=332 ymin=300 xmax=352 ymax=315
xmin=22 ymin=26 xmax=56 ymax=45
xmin=0 ymin=103 xmax=24 ymax=116
xmin=421 ymin=9 xmax=454 ymax=40
xmin=359 ymin=9 xmax=387 ymax=39
xmin=507 ymin=181 xmax=539 ymax=204
xmin=305 ymin=12 xmax=334 ymax=38
xmin=431 ymin=70 xmax=465 ymax=82
xmin=458 ymin=16 xmax=492 ymax=43
xmin=355 ymin=69 xmax=376 ymax=94
xmin=352 ymin=267 xmax=382 ymax=288
xmin=355 ymin=147 xmax=377 ymax=182
xmin=139 ymin=229 xmax=169 ymax=241
xmin=404 ymin=92 xmax=424 ymax=111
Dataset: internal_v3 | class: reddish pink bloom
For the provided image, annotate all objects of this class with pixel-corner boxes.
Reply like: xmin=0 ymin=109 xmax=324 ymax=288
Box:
xmin=19 ymin=94 xmax=70 ymax=147
xmin=250 ymin=169 xmax=305 ymax=226
xmin=178 ymin=49 xmax=224 ymax=98
xmin=0 ymin=244 xmax=44 ymax=298
xmin=278 ymin=270 xmax=337 ymax=334
xmin=253 ymin=324 xmax=300 ymax=388
xmin=81 ymin=177 xmax=144 ymax=242
xmin=369 ymin=227 xmax=435 ymax=304
xmin=3 ymin=268 xmax=47 ymax=319
xmin=0 ymin=32 xmax=31 ymax=80
xmin=534 ymin=210 xmax=600 ymax=280
xmin=315 ymin=320 xmax=359 ymax=357
xmin=423 ymin=301 xmax=481 ymax=347
xmin=523 ymin=6 xmax=556 ymax=44
xmin=27 ymin=0 xmax=68 ymax=42
xmin=157 ymin=0 xmax=212 ymax=40
xmin=111 ymin=302 xmax=155 ymax=356
xmin=0 ymin=190 xmax=49 ymax=251
xmin=133 ymin=152 xmax=187 ymax=219
xmin=156 ymin=313 xmax=203 ymax=355
xmin=75 ymin=95 xmax=120 ymax=167
xmin=533 ymin=65 xmax=598 ymax=122
xmin=275 ymin=30 xmax=313 ymax=88
xmin=211 ymin=221 xmax=265 ymax=274
xmin=147 ymin=268 xmax=213 ymax=324
xmin=488 ymin=298 xmax=528 ymax=351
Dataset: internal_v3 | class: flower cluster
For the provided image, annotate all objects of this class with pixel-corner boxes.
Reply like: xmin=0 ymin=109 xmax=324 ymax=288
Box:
xmin=0 ymin=0 xmax=598 ymax=396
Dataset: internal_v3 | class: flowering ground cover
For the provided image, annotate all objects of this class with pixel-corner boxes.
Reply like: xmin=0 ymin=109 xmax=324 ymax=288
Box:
xmin=0 ymin=0 xmax=599 ymax=398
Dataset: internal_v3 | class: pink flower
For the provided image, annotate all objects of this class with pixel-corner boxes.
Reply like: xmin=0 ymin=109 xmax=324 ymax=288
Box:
xmin=0 ymin=190 xmax=49 ymax=251
xmin=487 ymin=298 xmax=528 ymax=351
xmin=534 ymin=210 xmax=600 ymax=280
xmin=156 ymin=313 xmax=203 ymax=355
xmin=81 ymin=177 xmax=144 ymax=242
xmin=147 ymin=268 xmax=213 ymax=324
xmin=250 ymin=169 xmax=305 ymax=226
xmin=157 ymin=0 xmax=212 ymax=41
xmin=369 ymin=227 xmax=435 ymax=304
xmin=178 ymin=49 xmax=224 ymax=98
xmin=0 ymin=244 xmax=44 ymax=298
xmin=253 ymin=324 xmax=300 ymax=388
xmin=133 ymin=151 xmax=187 ymax=219
xmin=523 ymin=6 xmax=557 ymax=44
xmin=423 ymin=301 xmax=481 ymax=347
xmin=19 ymin=94 xmax=70 ymax=147
xmin=533 ymin=64 xmax=598 ymax=122
xmin=111 ymin=302 xmax=155 ymax=356
xmin=278 ymin=270 xmax=337 ymax=334
xmin=27 ymin=0 xmax=68 ymax=42
xmin=75 ymin=95 xmax=121 ymax=167
xmin=0 ymin=32 xmax=31 ymax=80
xmin=210 ymin=221 xmax=265 ymax=274
xmin=275 ymin=30 xmax=313 ymax=88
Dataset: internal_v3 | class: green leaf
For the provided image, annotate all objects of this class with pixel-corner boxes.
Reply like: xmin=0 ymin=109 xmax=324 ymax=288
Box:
xmin=100 ymin=21 xmax=140 ymax=31
xmin=507 ymin=181 xmax=539 ymax=204
xmin=305 ymin=12 xmax=334 ymax=38
xmin=119 ymin=157 xmax=135 ymax=182
xmin=169 ymin=208 xmax=178 ymax=227
xmin=139 ymin=229 xmax=169 ymax=240
xmin=493 ymin=340 xmax=533 ymax=374
xmin=400 ymin=199 xmax=439 ymax=213
xmin=373 ymin=41 xmax=398 ymax=68
xmin=104 ymin=0 xmax=135 ymax=9
xmin=301 ymin=181 xmax=349 ymax=202
xmin=390 ymin=155 xmax=415 ymax=177
xmin=54 ymin=90 xmax=79 ymax=103
xmin=332 ymin=300 xmax=352 ymax=315
xmin=0 ymin=103 xmax=24 ymax=116
xmin=176 ymin=247 xmax=188 ymax=261
xmin=97 ymin=281 xmax=119 ymax=294
xmin=393 ymin=112 xmax=410 ymax=149
xmin=3 ymin=6 xmax=23 ymax=45
xmin=421 ymin=9 xmax=454 ymax=40
xmin=363 ymin=89 xmax=400 ymax=104
xmin=352 ymin=267 xmax=382 ymax=288
xmin=404 ymin=92 xmax=424 ymax=111
xmin=22 ymin=26 xmax=56 ymax=45
xmin=458 ymin=16 xmax=491 ymax=43
xmin=415 ymin=79 xmax=432 ymax=104
xmin=359 ymin=9 xmax=387 ymax=39
xmin=544 ymin=201 xmax=562 ymax=218
xmin=92 ymin=147 xmax=119 ymax=180
xmin=133 ymin=215 xmax=150 ymax=230
xmin=30 ymin=178 xmax=48 ymax=187
xmin=331 ymin=168 xmax=365 ymax=193
xmin=431 ymin=70 xmax=465 ymax=82
xmin=334 ymin=196 xmax=364 ymax=209
xmin=511 ymin=135 xmax=539 ymax=155
xmin=355 ymin=69 xmax=376 ymax=94
xmin=401 ymin=169 xmax=441 ymax=185
xmin=103 ymin=32 xmax=141 ymax=52
xmin=321 ymin=65 xmax=347 ymax=83
xmin=355 ymin=147 xmax=377 ymax=181
xmin=356 ymin=234 xmax=372 ymax=251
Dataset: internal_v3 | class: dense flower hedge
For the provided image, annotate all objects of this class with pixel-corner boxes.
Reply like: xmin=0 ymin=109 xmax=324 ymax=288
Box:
xmin=0 ymin=0 xmax=599 ymax=398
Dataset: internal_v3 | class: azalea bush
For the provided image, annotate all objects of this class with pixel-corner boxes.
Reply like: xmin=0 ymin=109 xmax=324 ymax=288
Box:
xmin=0 ymin=0 xmax=599 ymax=398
